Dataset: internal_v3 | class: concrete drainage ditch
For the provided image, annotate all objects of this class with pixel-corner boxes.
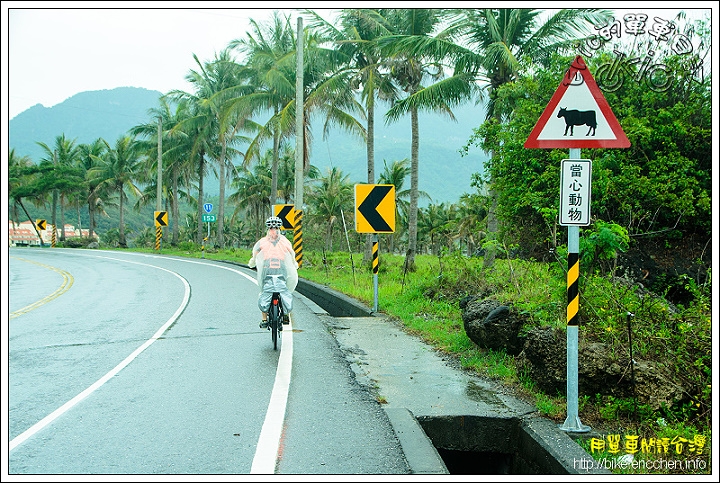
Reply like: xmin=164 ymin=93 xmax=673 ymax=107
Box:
xmin=294 ymin=277 xmax=609 ymax=475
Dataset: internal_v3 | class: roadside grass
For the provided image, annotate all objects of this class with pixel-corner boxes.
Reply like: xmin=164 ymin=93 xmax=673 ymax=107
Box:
xmin=122 ymin=244 xmax=711 ymax=474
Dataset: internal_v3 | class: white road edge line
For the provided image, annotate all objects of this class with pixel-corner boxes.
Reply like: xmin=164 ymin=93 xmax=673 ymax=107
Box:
xmin=144 ymin=255 xmax=294 ymax=474
xmin=250 ymin=317 xmax=293 ymax=474
xmin=11 ymin=251 xmax=293 ymax=474
xmin=9 ymin=257 xmax=191 ymax=452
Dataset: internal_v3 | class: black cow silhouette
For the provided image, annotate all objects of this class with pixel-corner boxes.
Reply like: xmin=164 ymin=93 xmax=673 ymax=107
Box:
xmin=557 ymin=107 xmax=597 ymax=136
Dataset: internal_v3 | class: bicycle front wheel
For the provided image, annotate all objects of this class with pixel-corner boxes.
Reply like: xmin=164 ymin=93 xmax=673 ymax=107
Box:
xmin=269 ymin=300 xmax=279 ymax=351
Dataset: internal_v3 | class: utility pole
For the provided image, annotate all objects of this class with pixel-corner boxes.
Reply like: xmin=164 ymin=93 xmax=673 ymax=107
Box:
xmin=51 ymin=150 xmax=57 ymax=247
xmin=293 ymin=16 xmax=304 ymax=268
xmin=155 ymin=116 xmax=163 ymax=251
xmin=156 ymin=116 xmax=162 ymax=212
xmin=294 ymin=16 xmax=304 ymax=210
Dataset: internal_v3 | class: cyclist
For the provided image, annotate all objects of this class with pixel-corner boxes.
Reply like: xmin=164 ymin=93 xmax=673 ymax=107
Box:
xmin=248 ymin=215 xmax=298 ymax=330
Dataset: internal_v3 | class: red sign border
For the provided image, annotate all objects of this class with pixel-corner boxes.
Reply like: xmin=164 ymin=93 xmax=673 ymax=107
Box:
xmin=524 ymin=56 xmax=630 ymax=149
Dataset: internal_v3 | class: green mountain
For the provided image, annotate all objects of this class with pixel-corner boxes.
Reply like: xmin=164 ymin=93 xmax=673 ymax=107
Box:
xmin=9 ymin=87 xmax=488 ymax=205
xmin=9 ymin=87 xmax=164 ymax=161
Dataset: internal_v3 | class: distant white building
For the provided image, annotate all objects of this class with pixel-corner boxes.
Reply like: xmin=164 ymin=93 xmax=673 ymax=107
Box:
xmin=8 ymin=220 xmax=96 ymax=246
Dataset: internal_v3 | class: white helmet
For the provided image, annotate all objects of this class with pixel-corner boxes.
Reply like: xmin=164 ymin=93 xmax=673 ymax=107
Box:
xmin=265 ymin=216 xmax=283 ymax=229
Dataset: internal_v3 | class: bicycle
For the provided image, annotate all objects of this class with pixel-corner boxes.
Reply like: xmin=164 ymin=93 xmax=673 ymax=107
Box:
xmin=266 ymin=291 xmax=284 ymax=350
xmin=595 ymin=48 xmax=672 ymax=93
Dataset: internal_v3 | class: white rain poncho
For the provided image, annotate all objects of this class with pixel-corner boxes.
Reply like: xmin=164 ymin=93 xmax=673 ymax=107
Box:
xmin=248 ymin=231 xmax=298 ymax=314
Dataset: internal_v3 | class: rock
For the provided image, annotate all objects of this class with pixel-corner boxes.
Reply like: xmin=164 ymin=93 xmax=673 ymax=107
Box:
xmin=515 ymin=326 xmax=567 ymax=394
xmin=86 ymin=241 xmax=99 ymax=249
xmin=515 ymin=326 xmax=688 ymax=410
xmin=461 ymin=297 xmax=527 ymax=356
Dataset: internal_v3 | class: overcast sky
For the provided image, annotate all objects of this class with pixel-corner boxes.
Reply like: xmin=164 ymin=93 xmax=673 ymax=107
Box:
xmin=3 ymin=3 xmax=716 ymax=121
xmin=4 ymin=3 xmax=338 ymax=120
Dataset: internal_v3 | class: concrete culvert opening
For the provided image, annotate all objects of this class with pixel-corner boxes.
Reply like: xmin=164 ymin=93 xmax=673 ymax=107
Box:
xmin=417 ymin=415 xmax=609 ymax=475
xmin=418 ymin=415 xmax=517 ymax=474
xmin=436 ymin=448 xmax=513 ymax=474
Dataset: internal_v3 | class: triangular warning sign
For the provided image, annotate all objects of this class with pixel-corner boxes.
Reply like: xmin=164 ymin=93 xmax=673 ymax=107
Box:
xmin=525 ymin=56 xmax=630 ymax=149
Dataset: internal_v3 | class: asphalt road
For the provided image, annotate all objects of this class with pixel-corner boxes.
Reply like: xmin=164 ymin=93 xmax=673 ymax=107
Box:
xmin=7 ymin=247 xmax=409 ymax=476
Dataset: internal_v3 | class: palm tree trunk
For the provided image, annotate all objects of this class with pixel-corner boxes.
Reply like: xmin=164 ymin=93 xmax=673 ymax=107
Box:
xmin=76 ymin=199 xmax=82 ymax=233
xmin=406 ymin=106 xmax=419 ymax=271
xmin=60 ymin=194 xmax=66 ymax=241
xmin=271 ymin=117 xmax=280 ymax=204
xmin=196 ymin=153 xmax=205 ymax=245
xmin=171 ymin=165 xmax=180 ymax=246
xmin=88 ymin=195 xmax=96 ymax=240
xmin=118 ymin=190 xmax=127 ymax=248
xmin=218 ymin=137 xmax=227 ymax=249
xmin=325 ymin=220 xmax=334 ymax=252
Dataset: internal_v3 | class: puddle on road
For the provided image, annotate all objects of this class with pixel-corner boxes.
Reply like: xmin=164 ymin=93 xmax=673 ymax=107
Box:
xmin=465 ymin=381 xmax=505 ymax=408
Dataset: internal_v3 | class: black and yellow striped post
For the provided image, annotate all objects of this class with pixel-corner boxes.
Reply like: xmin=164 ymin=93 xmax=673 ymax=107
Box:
xmin=51 ymin=225 xmax=56 ymax=247
xmin=155 ymin=226 xmax=162 ymax=251
xmin=567 ymin=251 xmax=579 ymax=326
xmin=154 ymin=211 xmax=167 ymax=252
xmin=560 ymin=223 xmax=590 ymax=433
xmin=372 ymin=235 xmax=379 ymax=312
xmin=293 ymin=210 xmax=303 ymax=268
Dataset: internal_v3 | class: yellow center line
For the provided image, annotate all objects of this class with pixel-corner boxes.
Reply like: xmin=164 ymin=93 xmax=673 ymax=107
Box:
xmin=10 ymin=257 xmax=74 ymax=319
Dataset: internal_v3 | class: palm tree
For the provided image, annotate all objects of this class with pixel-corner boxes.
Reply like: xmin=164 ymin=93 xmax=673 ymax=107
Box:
xmin=166 ymin=50 xmax=243 ymax=247
xmin=228 ymin=157 xmax=272 ymax=240
xmin=307 ymin=166 xmax=353 ymax=251
xmin=303 ymin=8 xmax=401 ymax=264
xmin=275 ymin=143 xmax=321 ymax=204
xmin=8 ymin=149 xmax=46 ymax=244
xmin=374 ymin=8 xmax=481 ymax=271
xmin=444 ymin=8 xmax=613 ymax=266
xmin=184 ymin=49 xmax=248 ymax=248
xmin=89 ymin=135 xmax=142 ymax=248
xmin=75 ymin=138 xmax=108 ymax=240
xmin=37 ymin=134 xmax=81 ymax=242
xmin=229 ymin=11 xmax=297 ymax=205
xmin=456 ymin=191 xmax=487 ymax=256
xmin=377 ymin=157 xmax=431 ymax=254
xmin=231 ymin=11 xmax=365 ymax=212
xmin=418 ymin=202 xmax=457 ymax=256
xmin=170 ymin=96 xmax=215 ymax=246
xmin=131 ymin=97 xmax=197 ymax=246
xmin=304 ymin=8 xmax=399 ymax=183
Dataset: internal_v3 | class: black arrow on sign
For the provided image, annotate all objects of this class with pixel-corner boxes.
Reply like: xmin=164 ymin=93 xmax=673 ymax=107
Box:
xmin=156 ymin=212 xmax=168 ymax=226
xmin=359 ymin=185 xmax=392 ymax=232
xmin=278 ymin=205 xmax=294 ymax=229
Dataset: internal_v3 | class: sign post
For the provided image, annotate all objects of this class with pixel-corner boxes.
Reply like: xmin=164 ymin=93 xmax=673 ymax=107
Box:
xmin=355 ymin=184 xmax=395 ymax=312
xmin=154 ymin=211 xmax=168 ymax=251
xmin=525 ymin=55 xmax=630 ymax=433
xmin=561 ymin=149 xmax=591 ymax=434
xmin=35 ymin=219 xmax=47 ymax=247
xmin=274 ymin=204 xmax=302 ymax=268
xmin=202 ymin=203 xmax=213 ymax=258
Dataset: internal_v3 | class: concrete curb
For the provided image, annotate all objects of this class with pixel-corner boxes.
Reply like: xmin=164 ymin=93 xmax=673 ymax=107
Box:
xmin=296 ymin=278 xmax=372 ymax=317
xmin=383 ymin=408 xmax=449 ymax=474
